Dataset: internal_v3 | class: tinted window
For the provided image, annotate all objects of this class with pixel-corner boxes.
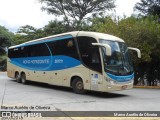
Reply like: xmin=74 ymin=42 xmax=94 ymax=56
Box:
xmin=8 ymin=47 xmax=27 ymax=58
xmin=8 ymin=43 xmax=50 ymax=58
xmin=28 ymin=43 xmax=50 ymax=57
xmin=47 ymin=38 xmax=79 ymax=60
xmin=8 ymin=48 xmax=19 ymax=58
xmin=77 ymin=36 xmax=102 ymax=73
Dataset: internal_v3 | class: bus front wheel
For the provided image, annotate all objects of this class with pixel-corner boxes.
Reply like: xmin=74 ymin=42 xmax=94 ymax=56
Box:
xmin=72 ymin=77 xmax=85 ymax=94
xmin=21 ymin=73 xmax=27 ymax=84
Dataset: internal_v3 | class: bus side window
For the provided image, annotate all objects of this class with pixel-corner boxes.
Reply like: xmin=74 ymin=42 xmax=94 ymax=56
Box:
xmin=47 ymin=38 xmax=79 ymax=60
xmin=27 ymin=43 xmax=50 ymax=57
xmin=8 ymin=47 xmax=28 ymax=58
xmin=77 ymin=36 xmax=102 ymax=73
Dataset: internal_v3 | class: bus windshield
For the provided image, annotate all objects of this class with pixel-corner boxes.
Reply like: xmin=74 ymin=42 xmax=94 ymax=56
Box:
xmin=100 ymin=39 xmax=133 ymax=76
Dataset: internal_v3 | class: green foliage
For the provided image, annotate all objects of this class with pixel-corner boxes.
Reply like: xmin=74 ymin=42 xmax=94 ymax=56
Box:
xmin=38 ymin=0 xmax=115 ymax=30
xmin=14 ymin=25 xmax=46 ymax=44
xmin=91 ymin=16 xmax=119 ymax=35
xmin=0 ymin=55 xmax=7 ymax=71
xmin=0 ymin=26 xmax=14 ymax=55
xmin=0 ymin=26 xmax=13 ymax=71
xmin=134 ymin=0 xmax=160 ymax=17
xmin=13 ymin=21 xmax=69 ymax=44
xmin=13 ymin=34 xmax=29 ymax=45
xmin=0 ymin=55 xmax=6 ymax=63
xmin=0 ymin=26 xmax=14 ymax=46
xmin=43 ymin=20 xmax=68 ymax=36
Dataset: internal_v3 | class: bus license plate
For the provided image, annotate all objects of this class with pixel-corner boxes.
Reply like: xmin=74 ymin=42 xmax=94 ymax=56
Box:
xmin=121 ymin=85 xmax=127 ymax=90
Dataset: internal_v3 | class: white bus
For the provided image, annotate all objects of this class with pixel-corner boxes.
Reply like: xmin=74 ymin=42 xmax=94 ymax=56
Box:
xmin=7 ymin=31 xmax=141 ymax=94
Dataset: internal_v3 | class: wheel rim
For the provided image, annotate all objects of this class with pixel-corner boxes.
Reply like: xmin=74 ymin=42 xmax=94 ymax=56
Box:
xmin=76 ymin=81 xmax=83 ymax=90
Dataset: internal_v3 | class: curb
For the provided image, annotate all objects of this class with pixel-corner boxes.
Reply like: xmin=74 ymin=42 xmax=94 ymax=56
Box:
xmin=134 ymin=86 xmax=160 ymax=89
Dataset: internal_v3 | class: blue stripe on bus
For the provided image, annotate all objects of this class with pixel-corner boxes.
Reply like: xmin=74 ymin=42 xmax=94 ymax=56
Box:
xmin=16 ymin=35 xmax=73 ymax=48
xmin=10 ymin=56 xmax=81 ymax=71
xmin=106 ymin=73 xmax=134 ymax=82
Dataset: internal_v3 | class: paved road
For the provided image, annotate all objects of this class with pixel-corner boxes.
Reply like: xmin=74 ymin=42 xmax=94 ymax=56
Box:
xmin=0 ymin=72 xmax=160 ymax=111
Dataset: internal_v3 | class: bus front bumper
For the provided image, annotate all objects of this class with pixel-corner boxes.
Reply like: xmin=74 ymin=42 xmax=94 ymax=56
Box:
xmin=103 ymin=81 xmax=134 ymax=92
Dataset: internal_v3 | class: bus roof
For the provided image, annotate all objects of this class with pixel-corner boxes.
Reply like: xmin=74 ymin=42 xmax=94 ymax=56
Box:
xmin=77 ymin=31 xmax=124 ymax=42
xmin=9 ymin=31 xmax=124 ymax=49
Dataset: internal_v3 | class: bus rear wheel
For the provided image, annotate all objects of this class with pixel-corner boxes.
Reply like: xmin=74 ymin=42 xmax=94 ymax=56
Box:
xmin=15 ymin=72 xmax=21 ymax=83
xmin=21 ymin=73 xmax=27 ymax=84
xmin=72 ymin=77 xmax=85 ymax=94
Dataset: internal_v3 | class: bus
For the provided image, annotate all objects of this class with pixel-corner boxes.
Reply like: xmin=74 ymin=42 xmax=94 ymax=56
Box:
xmin=7 ymin=31 xmax=141 ymax=94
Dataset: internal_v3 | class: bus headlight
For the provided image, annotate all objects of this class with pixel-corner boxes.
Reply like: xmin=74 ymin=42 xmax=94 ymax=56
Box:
xmin=104 ymin=76 xmax=117 ymax=85
xmin=130 ymin=79 xmax=134 ymax=84
xmin=109 ymin=80 xmax=117 ymax=85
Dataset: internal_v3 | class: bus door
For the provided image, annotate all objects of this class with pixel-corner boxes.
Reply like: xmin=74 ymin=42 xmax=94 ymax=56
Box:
xmin=89 ymin=48 xmax=103 ymax=91
xmin=77 ymin=36 xmax=103 ymax=91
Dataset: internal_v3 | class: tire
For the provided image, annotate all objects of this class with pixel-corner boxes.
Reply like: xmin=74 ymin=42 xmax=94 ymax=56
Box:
xmin=15 ymin=72 xmax=21 ymax=83
xmin=21 ymin=73 xmax=27 ymax=84
xmin=72 ymin=77 xmax=85 ymax=94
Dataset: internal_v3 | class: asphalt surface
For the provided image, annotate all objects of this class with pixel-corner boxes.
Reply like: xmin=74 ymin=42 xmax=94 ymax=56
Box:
xmin=0 ymin=72 xmax=160 ymax=111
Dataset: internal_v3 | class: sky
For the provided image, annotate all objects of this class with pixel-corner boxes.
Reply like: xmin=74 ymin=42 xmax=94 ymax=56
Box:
xmin=0 ymin=0 xmax=140 ymax=33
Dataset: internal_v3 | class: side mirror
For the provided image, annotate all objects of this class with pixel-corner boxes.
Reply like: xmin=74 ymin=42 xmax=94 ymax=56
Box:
xmin=128 ymin=47 xmax=141 ymax=58
xmin=92 ymin=43 xmax=111 ymax=56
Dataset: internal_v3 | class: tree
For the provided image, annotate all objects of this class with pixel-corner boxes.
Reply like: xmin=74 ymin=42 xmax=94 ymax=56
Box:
xmin=17 ymin=25 xmax=38 ymax=40
xmin=43 ymin=20 xmax=68 ymax=36
xmin=38 ymin=0 xmax=115 ymax=30
xmin=0 ymin=26 xmax=14 ymax=71
xmin=134 ymin=0 xmax=160 ymax=17
xmin=15 ymin=25 xmax=46 ymax=44
xmin=0 ymin=26 xmax=14 ymax=55
xmin=14 ymin=21 xmax=71 ymax=45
